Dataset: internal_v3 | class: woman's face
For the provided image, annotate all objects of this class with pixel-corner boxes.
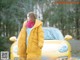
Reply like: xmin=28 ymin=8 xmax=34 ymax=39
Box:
xmin=29 ymin=14 xmax=35 ymax=22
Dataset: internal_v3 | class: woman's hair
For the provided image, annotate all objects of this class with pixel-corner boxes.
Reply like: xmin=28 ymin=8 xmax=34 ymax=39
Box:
xmin=27 ymin=12 xmax=37 ymax=19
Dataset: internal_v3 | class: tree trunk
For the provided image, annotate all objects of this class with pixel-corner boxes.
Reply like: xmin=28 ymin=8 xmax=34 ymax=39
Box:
xmin=75 ymin=5 xmax=79 ymax=40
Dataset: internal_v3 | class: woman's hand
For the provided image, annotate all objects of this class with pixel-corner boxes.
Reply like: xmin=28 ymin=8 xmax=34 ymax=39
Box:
xmin=38 ymin=42 xmax=43 ymax=49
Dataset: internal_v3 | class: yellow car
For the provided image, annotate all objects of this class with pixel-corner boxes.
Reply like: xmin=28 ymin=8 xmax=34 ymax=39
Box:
xmin=10 ymin=27 xmax=72 ymax=60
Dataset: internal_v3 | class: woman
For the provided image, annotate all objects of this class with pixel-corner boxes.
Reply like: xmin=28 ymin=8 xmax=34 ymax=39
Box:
xmin=18 ymin=12 xmax=44 ymax=60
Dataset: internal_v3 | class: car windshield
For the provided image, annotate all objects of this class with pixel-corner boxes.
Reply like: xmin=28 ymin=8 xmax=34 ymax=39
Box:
xmin=43 ymin=28 xmax=64 ymax=40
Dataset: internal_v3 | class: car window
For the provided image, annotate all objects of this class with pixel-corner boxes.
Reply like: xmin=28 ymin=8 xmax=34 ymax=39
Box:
xmin=43 ymin=28 xmax=64 ymax=40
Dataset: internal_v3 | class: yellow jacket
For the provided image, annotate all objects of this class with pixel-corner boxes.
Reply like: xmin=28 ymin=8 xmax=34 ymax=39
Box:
xmin=18 ymin=20 xmax=44 ymax=60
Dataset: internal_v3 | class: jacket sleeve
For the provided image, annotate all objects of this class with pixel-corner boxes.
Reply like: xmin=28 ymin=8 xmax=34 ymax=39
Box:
xmin=38 ymin=24 xmax=44 ymax=48
xmin=18 ymin=22 xmax=27 ymax=57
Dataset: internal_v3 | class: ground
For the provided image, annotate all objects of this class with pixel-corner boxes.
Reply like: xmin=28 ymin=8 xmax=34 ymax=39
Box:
xmin=68 ymin=40 xmax=80 ymax=58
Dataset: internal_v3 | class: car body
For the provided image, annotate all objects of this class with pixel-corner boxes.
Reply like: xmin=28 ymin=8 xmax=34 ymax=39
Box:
xmin=10 ymin=27 xmax=72 ymax=60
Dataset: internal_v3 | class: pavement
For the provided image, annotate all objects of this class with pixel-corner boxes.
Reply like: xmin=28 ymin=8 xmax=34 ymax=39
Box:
xmin=68 ymin=40 xmax=80 ymax=58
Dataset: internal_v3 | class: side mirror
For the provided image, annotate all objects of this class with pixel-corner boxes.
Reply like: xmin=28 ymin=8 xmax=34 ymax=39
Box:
xmin=64 ymin=35 xmax=72 ymax=40
xmin=9 ymin=36 xmax=17 ymax=42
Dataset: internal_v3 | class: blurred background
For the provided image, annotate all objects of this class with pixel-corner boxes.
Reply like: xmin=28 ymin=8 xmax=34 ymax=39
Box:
xmin=0 ymin=0 xmax=80 ymax=57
